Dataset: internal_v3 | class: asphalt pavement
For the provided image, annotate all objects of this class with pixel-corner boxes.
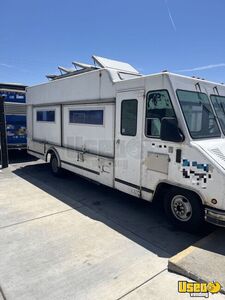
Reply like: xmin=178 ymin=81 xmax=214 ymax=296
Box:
xmin=0 ymin=152 xmax=223 ymax=299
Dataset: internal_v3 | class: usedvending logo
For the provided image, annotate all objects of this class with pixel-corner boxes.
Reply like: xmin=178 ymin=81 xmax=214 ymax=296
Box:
xmin=178 ymin=280 xmax=221 ymax=298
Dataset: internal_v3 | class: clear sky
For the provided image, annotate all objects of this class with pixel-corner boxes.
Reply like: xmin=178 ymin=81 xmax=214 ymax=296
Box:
xmin=1 ymin=0 xmax=225 ymax=86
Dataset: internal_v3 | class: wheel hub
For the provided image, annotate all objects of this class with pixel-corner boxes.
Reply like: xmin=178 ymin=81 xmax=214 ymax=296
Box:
xmin=171 ymin=195 xmax=192 ymax=221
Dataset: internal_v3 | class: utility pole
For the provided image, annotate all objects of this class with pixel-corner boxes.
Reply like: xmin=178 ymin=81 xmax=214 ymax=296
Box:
xmin=0 ymin=95 xmax=8 ymax=168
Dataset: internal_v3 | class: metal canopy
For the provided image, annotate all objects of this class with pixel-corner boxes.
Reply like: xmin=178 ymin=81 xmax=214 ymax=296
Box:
xmin=46 ymin=55 xmax=140 ymax=80
xmin=72 ymin=61 xmax=99 ymax=70
xmin=58 ymin=66 xmax=74 ymax=74
xmin=46 ymin=74 xmax=59 ymax=80
xmin=92 ymin=55 xmax=139 ymax=74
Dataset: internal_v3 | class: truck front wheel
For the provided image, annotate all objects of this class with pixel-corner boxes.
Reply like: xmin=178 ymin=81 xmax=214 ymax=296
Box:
xmin=164 ymin=188 xmax=205 ymax=232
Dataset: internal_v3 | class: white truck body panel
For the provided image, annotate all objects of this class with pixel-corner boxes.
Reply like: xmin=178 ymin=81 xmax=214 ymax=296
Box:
xmin=62 ymin=103 xmax=115 ymax=157
xmin=27 ymin=69 xmax=115 ymax=105
xmin=33 ymin=105 xmax=61 ymax=145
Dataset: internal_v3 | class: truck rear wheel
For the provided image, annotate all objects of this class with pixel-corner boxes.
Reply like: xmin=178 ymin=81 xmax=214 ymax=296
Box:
xmin=164 ymin=188 xmax=204 ymax=232
xmin=50 ymin=154 xmax=62 ymax=177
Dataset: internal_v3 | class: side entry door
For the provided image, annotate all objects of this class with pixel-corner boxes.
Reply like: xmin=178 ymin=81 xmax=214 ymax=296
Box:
xmin=115 ymin=90 xmax=144 ymax=197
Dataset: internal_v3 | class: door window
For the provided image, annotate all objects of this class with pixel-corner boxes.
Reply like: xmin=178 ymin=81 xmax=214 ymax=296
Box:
xmin=121 ymin=99 xmax=138 ymax=136
xmin=145 ymin=90 xmax=175 ymax=137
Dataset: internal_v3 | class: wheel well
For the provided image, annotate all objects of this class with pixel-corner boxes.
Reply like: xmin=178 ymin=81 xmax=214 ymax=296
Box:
xmin=46 ymin=148 xmax=61 ymax=167
xmin=152 ymin=182 xmax=203 ymax=206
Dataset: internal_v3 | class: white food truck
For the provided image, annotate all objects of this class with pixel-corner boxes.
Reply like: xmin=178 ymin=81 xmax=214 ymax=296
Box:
xmin=27 ymin=56 xmax=225 ymax=230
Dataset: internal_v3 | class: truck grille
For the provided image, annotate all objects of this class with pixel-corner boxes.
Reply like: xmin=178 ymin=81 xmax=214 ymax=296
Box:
xmin=211 ymin=148 xmax=225 ymax=162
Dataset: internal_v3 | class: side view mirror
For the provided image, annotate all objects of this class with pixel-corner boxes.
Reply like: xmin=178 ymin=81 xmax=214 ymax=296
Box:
xmin=160 ymin=117 xmax=184 ymax=142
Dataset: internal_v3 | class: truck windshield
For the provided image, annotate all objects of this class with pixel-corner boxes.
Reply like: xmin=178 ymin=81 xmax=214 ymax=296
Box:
xmin=177 ymin=90 xmax=221 ymax=139
xmin=210 ymin=95 xmax=225 ymax=135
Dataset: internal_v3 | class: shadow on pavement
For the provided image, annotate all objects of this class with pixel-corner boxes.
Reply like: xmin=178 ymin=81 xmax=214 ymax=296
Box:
xmin=8 ymin=150 xmax=38 ymax=164
xmin=13 ymin=162 xmax=215 ymax=259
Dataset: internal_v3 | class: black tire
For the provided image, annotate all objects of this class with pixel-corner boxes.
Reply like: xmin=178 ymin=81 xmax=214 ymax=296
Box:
xmin=164 ymin=188 xmax=205 ymax=232
xmin=50 ymin=154 xmax=62 ymax=177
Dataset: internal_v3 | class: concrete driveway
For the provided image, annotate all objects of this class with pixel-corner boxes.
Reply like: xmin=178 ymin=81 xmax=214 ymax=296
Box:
xmin=0 ymin=153 xmax=223 ymax=299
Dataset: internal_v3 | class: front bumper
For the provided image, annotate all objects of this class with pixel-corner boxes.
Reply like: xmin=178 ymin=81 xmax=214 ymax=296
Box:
xmin=205 ymin=207 xmax=225 ymax=227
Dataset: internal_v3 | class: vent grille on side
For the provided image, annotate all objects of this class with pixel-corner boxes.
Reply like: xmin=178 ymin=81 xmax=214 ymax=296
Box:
xmin=211 ymin=148 xmax=225 ymax=162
